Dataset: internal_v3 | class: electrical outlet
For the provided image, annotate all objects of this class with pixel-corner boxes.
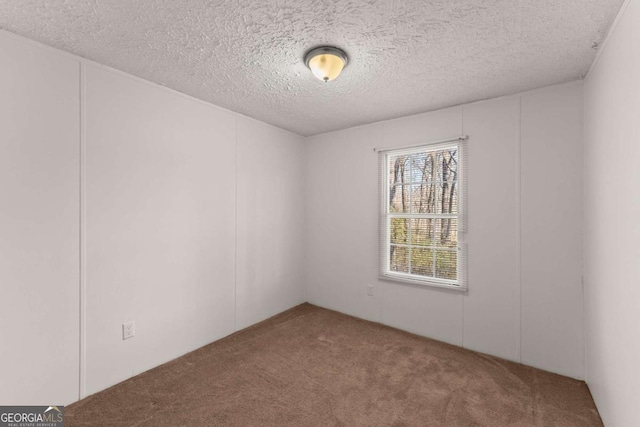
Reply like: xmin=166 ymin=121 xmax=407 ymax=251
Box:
xmin=122 ymin=321 xmax=135 ymax=340
xmin=367 ymin=284 xmax=374 ymax=296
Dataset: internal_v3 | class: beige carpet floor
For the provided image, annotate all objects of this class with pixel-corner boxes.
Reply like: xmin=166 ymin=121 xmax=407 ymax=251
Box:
xmin=67 ymin=303 xmax=602 ymax=426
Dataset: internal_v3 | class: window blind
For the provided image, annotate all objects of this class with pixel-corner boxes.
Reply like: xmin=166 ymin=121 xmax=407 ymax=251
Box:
xmin=378 ymin=137 xmax=468 ymax=290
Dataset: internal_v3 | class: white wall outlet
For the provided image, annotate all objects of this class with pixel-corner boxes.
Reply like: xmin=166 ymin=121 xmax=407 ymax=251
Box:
xmin=367 ymin=284 xmax=374 ymax=296
xmin=122 ymin=321 xmax=135 ymax=340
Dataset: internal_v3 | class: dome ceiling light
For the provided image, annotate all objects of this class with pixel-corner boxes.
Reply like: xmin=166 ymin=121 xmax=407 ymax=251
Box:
xmin=304 ymin=46 xmax=349 ymax=82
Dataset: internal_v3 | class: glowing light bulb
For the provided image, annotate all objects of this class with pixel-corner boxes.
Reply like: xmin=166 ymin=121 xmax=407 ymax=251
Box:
xmin=304 ymin=47 xmax=348 ymax=82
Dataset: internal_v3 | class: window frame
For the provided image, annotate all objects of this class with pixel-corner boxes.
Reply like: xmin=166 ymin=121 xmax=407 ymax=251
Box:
xmin=378 ymin=139 xmax=467 ymax=291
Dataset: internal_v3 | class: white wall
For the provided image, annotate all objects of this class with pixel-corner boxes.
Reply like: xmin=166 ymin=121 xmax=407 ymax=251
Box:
xmin=84 ymin=66 xmax=238 ymax=395
xmin=520 ymin=87 xmax=584 ymax=377
xmin=305 ymin=82 xmax=584 ymax=379
xmin=584 ymin=1 xmax=640 ymax=425
xmin=0 ymin=31 xmax=305 ymax=404
xmin=236 ymin=117 xmax=306 ymax=330
xmin=0 ymin=32 xmax=80 ymax=406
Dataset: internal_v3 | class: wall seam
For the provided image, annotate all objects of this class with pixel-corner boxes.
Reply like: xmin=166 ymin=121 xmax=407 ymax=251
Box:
xmin=581 ymin=88 xmax=587 ymax=381
xmin=79 ymin=61 xmax=87 ymax=400
xmin=516 ymin=95 xmax=523 ymax=363
xmin=234 ymin=117 xmax=238 ymax=332
xmin=302 ymin=138 xmax=308 ymax=304
xmin=379 ymin=125 xmax=386 ymax=325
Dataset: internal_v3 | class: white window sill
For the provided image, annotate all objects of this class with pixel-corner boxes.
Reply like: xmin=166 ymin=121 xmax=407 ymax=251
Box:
xmin=378 ymin=273 xmax=467 ymax=292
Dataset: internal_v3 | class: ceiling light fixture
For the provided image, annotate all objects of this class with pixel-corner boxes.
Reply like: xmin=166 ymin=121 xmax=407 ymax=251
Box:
xmin=304 ymin=46 xmax=348 ymax=82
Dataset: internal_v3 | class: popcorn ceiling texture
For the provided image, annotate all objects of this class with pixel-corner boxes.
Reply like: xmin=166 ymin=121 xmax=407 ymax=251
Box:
xmin=0 ymin=0 xmax=624 ymax=136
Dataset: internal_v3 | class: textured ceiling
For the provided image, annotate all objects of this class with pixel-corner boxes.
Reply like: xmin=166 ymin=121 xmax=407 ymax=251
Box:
xmin=0 ymin=0 xmax=625 ymax=136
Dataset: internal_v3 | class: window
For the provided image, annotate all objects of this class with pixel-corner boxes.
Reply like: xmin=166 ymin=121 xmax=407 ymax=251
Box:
xmin=379 ymin=139 xmax=467 ymax=290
